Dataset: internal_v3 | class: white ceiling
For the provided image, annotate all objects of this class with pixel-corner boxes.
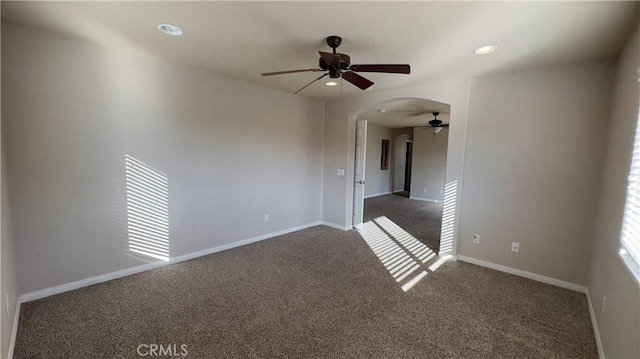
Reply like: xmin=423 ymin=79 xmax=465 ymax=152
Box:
xmin=2 ymin=2 xmax=638 ymax=100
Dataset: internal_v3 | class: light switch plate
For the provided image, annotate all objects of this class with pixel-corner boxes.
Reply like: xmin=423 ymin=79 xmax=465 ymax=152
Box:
xmin=337 ymin=169 xmax=345 ymax=176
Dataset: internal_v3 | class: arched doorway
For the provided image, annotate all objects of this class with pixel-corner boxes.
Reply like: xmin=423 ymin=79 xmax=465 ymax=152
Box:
xmin=352 ymin=97 xmax=452 ymax=255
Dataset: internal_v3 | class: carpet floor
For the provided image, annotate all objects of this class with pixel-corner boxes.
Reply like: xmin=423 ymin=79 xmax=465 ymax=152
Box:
xmin=364 ymin=192 xmax=443 ymax=253
xmin=15 ymin=224 xmax=597 ymax=358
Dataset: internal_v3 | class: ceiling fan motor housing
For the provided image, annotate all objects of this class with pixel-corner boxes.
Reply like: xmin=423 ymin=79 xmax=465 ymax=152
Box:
xmin=319 ymin=35 xmax=351 ymax=78
xmin=428 ymin=112 xmax=443 ymax=127
xmin=319 ymin=53 xmax=351 ymax=71
xmin=326 ymin=35 xmax=342 ymax=49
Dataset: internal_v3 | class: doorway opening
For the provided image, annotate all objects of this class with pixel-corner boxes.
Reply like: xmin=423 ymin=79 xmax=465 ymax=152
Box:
xmin=352 ymin=98 xmax=451 ymax=255
xmin=404 ymin=141 xmax=413 ymax=192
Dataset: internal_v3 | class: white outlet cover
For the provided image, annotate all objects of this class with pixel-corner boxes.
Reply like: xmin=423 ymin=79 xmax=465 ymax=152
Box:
xmin=511 ymin=242 xmax=520 ymax=252
xmin=337 ymin=169 xmax=345 ymax=176
xmin=473 ymin=234 xmax=480 ymax=244
xmin=264 ymin=215 xmax=270 ymax=223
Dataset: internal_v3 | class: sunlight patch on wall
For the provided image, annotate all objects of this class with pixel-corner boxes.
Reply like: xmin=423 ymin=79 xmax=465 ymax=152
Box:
xmin=359 ymin=216 xmax=450 ymax=292
xmin=125 ymin=155 xmax=170 ymax=261
xmin=439 ymin=180 xmax=458 ymax=254
xmin=618 ymin=101 xmax=640 ymax=280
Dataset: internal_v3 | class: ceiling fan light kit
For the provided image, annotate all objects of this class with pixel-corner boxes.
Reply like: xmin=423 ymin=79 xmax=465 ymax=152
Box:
xmin=261 ymin=36 xmax=411 ymax=95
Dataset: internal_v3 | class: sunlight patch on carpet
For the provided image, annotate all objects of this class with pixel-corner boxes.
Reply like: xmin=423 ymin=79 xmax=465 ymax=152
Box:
xmin=358 ymin=216 xmax=451 ymax=291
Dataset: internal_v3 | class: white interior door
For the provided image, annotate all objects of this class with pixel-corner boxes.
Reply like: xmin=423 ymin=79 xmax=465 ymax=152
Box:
xmin=353 ymin=120 xmax=367 ymax=230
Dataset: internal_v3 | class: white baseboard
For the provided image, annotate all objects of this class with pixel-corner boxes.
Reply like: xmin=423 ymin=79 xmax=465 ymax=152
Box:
xmin=455 ymin=255 xmax=588 ymax=293
xmin=20 ymin=221 xmax=323 ymax=303
xmin=321 ymin=221 xmax=352 ymax=231
xmin=392 ymin=189 xmax=405 ymax=193
xmin=364 ymin=192 xmax=391 ymax=199
xmin=409 ymin=196 xmax=439 ymax=203
xmin=585 ymin=288 xmax=605 ymax=359
xmin=8 ymin=297 xmax=21 ymax=359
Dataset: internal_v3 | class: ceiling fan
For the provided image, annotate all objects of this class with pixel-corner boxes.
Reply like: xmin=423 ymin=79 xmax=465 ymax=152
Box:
xmin=420 ymin=112 xmax=449 ymax=133
xmin=261 ymin=36 xmax=411 ymax=94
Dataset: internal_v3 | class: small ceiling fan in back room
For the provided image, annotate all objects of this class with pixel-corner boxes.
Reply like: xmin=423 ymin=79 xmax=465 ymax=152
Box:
xmin=419 ymin=112 xmax=449 ymax=134
xmin=261 ymin=36 xmax=411 ymax=95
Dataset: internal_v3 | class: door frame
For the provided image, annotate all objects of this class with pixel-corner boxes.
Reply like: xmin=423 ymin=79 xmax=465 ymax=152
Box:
xmin=346 ymin=96 xmax=460 ymax=258
xmin=352 ymin=120 xmax=367 ymax=230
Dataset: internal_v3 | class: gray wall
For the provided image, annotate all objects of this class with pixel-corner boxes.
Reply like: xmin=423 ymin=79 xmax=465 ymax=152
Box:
xmin=588 ymin=23 xmax=640 ymax=359
xmin=364 ymin=123 xmax=392 ymax=197
xmin=459 ymin=61 xmax=614 ymax=285
xmin=410 ymin=126 xmax=449 ymax=202
xmin=2 ymin=21 xmax=325 ymax=294
xmin=322 ymin=60 xmax=617 ymax=284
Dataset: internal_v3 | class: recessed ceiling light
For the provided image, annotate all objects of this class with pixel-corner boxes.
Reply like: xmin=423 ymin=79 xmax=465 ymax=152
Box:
xmin=325 ymin=81 xmax=338 ymax=87
xmin=157 ymin=24 xmax=183 ymax=36
xmin=473 ymin=45 xmax=497 ymax=55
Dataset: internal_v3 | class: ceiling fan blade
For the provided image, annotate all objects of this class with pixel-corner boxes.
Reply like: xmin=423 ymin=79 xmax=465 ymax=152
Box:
xmin=293 ymin=73 xmax=328 ymax=95
xmin=410 ymin=110 xmax=435 ymax=117
xmin=261 ymin=69 xmax=323 ymax=76
xmin=349 ymin=64 xmax=410 ymax=74
xmin=319 ymin=51 xmax=340 ymax=67
xmin=441 ymin=124 xmax=450 ymax=127
xmin=375 ymin=110 xmax=434 ymax=117
xmin=342 ymin=71 xmax=374 ymax=90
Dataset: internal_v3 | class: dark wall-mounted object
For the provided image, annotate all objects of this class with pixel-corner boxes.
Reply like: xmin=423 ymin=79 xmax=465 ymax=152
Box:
xmin=381 ymin=139 xmax=390 ymax=170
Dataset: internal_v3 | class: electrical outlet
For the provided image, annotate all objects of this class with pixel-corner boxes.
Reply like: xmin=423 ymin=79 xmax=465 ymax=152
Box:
xmin=423 ymin=188 xmax=427 ymax=193
xmin=473 ymin=234 xmax=480 ymax=244
xmin=602 ymin=296 xmax=607 ymax=313
xmin=5 ymin=295 xmax=9 ymax=315
xmin=511 ymin=242 xmax=520 ymax=252
xmin=264 ymin=215 xmax=270 ymax=223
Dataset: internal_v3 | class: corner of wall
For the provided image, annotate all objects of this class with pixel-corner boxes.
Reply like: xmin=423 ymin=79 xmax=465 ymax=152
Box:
xmin=320 ymin=101 xmax=326 ymax=221
xmin=2 ymin=138 xmax=21 ymax=359
xmin=586 ymin=21 xmax=640 ymax=359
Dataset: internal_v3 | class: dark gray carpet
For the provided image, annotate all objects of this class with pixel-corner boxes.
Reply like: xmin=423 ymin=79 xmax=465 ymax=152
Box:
xmin=364 ymin=193 xmax=443 ymax=253
xmin=14 ymin=225 xmax=597 ymax=358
